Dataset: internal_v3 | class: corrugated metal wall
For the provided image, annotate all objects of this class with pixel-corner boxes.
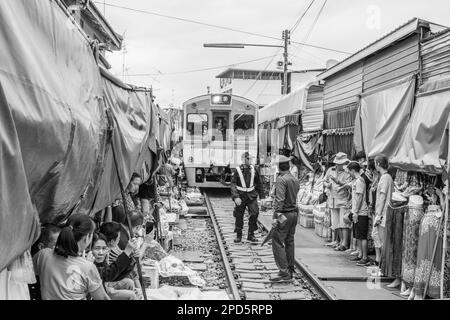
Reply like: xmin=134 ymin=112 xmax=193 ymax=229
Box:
xmin=421 ymin=29 xmax=450 ymax=83
xmin=302 ymin=85 xmax=324 ymax=132
xmin=363 ymin=35 xmax=420 ymax=92
xmin=323 ymin=62 xmax=363 ymax=111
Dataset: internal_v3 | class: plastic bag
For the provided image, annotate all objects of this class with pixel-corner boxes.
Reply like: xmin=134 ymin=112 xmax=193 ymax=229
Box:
xmin=143 ymin=238 xmax=169 ymax=261
xmin=157 ymin=256 xmax=206 ymax=287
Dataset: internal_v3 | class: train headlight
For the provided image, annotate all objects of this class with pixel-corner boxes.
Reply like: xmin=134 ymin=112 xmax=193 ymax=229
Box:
xmin=188 ymin=156 xmax=194 ymax=163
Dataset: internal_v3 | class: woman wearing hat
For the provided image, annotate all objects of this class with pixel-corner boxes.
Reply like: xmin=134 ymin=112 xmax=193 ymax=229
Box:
xmin=323 ymin=152 xmax=352 ymax=250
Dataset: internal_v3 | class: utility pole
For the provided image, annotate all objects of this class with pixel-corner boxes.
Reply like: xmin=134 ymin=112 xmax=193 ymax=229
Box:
xmin=204 ymin=29 xmax=291 ymax=96
xmin=282 ymin=29 xmax=290 ymax=95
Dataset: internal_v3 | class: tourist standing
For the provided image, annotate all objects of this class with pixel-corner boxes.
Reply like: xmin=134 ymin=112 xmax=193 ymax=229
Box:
xmin=324 ymin=152 xmax=352 ymax=250
xmin=347 ymin=162 xmax=370 ymax=266
xmin=373 ymin=155 xmax=394 ymax=269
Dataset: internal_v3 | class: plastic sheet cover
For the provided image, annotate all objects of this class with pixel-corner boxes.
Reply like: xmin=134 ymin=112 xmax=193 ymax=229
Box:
xmin=390 ymin=79 xmax=450 ymax=174
xmin=354 ymin=76 xmax=415 ymax=158
xmin=91 ymin=79 xmax=153 ymax=213
xmin=0 ymin=0 xmax=154 ymax=270
xmin=0 ymin=0 xmax=106 ymax=270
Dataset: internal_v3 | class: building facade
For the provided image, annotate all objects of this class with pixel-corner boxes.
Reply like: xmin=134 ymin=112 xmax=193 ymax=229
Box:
xmin=216 ymin=68 xmax=324 ymax=108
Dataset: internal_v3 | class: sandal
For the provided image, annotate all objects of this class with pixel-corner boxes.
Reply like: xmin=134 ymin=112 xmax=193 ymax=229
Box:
xmin=334 ymin=245 xmax=347 ymax=251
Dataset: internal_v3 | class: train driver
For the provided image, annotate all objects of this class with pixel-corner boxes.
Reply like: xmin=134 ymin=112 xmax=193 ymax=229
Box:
xmin=230 ymin=152 xmax=265 ymax=243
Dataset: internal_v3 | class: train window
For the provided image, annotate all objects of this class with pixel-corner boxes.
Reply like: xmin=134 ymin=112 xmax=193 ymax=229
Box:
xmin=187 ymin=113 xmax=208 ymax=137
xmin=234 ymin=114 xmax=255 ymax=136
xmin=212 ymin=111 xmax=229 ymax=141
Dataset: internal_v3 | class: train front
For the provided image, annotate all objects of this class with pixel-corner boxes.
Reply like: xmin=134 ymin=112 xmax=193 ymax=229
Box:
xmin=182 ymin=94 xmax=258 ymax=188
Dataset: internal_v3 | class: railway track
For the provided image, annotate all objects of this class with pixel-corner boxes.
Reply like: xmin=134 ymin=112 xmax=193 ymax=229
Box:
xmin=204 ymin=189 xmax=333 ymax=300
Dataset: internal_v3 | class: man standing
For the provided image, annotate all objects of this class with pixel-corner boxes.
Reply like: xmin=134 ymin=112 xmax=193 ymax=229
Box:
xmin=347 ymin=162 xmax=370 ymax=266
xmin=230 ymin=152 xmax=265 ymax=243
xmin=373 ymin=154 xmax=394 ymax=268
xmin=270 ymin=155 xmax=300 ymax=281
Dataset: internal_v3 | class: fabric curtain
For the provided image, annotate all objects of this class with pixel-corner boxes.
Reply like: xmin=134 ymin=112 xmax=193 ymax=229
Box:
xmin=323 ymin=104 xmax=358 ymax=129
xmin=323 ymin=104 xmax=358 ymax=158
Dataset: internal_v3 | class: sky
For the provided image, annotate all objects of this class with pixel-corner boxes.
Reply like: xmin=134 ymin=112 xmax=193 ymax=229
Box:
xmin=101 ymin=0 xmax=450 ymax=107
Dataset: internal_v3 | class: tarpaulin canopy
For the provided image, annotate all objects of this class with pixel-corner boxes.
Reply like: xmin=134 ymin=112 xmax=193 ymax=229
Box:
xmin=0 ymin=0 xmax=155 ymax=271
xmin=390 ymin=78 xmax=450 ymax=174
xmin=89 ymin=77 xmax=153 ymax=214
xmin=258 ymin=85 xmax=308 ymax=124
xmin=0 ymin=0 xmax=105 ymax=270
xmin=354 ymin=75 xmax=415 ymax=158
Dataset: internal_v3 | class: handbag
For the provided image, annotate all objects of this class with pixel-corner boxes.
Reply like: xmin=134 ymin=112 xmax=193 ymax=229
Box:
xmin=318 ymin=185 xmax=328 ymax=204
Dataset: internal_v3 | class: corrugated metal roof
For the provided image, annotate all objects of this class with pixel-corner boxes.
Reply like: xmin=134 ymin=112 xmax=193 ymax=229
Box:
xmin=318 ymin=18 xmax=440 ymax=80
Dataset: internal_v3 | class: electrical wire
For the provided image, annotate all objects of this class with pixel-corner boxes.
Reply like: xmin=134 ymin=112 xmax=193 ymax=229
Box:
xmin=119 ymin=54 xmax=282 ymax=77
xmin=245 ymin=0 xmax=316 ymax=98
xmin=241 ymin=46 xmax=283 ymax=97
xmin=95 ymin=1 xmax=350 ymax=54
xmin=290 ymin=0 xmax=316 ymax=34
xmin=290 ymin=0 xmax=329 ymax=65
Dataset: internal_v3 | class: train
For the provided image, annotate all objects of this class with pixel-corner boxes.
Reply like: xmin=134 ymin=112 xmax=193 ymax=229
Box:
xmin=182 ymin=93 xmax=258 ymax=188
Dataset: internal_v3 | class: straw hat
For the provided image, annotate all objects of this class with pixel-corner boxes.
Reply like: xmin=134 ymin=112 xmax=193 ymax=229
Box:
xmin=333 ymin=152 xmax=349 ymax=165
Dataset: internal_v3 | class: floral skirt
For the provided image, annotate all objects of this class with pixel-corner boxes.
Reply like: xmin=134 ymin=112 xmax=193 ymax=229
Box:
xmin=381 ymin=200 xmax=408 ymax=278
xmin=413 ymin=206 xmax=443 ymax=299
xmin=401 ymin=204 xmax=424 ymax=287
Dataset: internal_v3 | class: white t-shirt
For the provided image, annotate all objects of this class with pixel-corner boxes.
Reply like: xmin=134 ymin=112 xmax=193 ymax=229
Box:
xmin=33 ymin=248 xmax=102 ymax=300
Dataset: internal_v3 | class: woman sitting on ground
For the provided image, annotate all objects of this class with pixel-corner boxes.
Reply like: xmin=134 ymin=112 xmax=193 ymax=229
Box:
xmin=33 ymin=214 xmax=110 ymax=300
xmin=89 ymin=233 xmax=138 ymax=300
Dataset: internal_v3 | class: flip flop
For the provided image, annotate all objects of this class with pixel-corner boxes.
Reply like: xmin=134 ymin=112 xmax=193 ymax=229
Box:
xmin=334 ymin=245 xmax=347 ymax=251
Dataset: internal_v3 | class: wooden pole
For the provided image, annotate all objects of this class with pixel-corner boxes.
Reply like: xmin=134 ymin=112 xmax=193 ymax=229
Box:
xmin=440 ymin=192 xmax=448 ymax=299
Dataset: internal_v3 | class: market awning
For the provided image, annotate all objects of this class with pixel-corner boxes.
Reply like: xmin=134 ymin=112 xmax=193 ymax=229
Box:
xmin=390 ymin=77 xmax=450 ymax=174
xmin=258 ymin=85 xmax=309 ymax=124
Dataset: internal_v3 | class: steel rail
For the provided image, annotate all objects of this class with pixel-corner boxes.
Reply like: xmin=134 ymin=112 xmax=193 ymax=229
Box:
xmin=204 ymin=192 xmax=241 ymax=300
xmin=257 ymin=217 xmax=336 ymax=300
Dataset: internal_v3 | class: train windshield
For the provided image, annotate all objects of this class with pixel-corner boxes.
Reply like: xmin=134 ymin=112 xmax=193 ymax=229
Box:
xmin=233 ymin=114 xmax=255 ymax=136
xmin=187 ymin=113 xmax=208 ymax=136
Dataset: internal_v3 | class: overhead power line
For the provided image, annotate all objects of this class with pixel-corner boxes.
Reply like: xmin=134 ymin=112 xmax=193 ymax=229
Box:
xmin=290 ymin=0 xmax=316 ymax=34
xmin=119 ymin=54 xmax=282 ymax=77
xmin=290 ymin=0 xmax=329 ymax=63
xmin=95 ymin=1 xmax=350 ymax=54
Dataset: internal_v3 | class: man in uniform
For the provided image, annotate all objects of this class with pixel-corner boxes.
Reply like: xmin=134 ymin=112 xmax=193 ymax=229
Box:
xmin=230 ymin=152 xmax=265 ymax=243
xmin=270 ymin=155 xmax=300 ymax=281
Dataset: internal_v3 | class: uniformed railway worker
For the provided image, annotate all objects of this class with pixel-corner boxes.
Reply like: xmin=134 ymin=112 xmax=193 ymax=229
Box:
xmin=270 ymin=155 xmax=300 ymax=282
xmin=230 ymin=152 xmax=265 ymax=243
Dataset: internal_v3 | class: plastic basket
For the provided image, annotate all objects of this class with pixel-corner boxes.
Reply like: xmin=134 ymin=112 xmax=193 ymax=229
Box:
xmin=299 ymin=213 xmax=314 ymax=228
